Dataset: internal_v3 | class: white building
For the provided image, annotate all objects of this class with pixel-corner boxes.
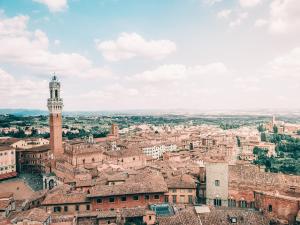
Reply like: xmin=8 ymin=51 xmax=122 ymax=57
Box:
xmin=0 ymin=145 xmax=16 ymax=180
xmin=142 ymin=143 xmax=177 ymax=159
xmin=11 ymin=138 xmax=49 ymax=149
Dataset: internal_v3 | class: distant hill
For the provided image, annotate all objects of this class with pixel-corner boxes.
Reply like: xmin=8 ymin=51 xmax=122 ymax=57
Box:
xmin=0 ymin=109 xmax=48 ymax=116
xmin=1 ymin=108 xmax=300 ymax=117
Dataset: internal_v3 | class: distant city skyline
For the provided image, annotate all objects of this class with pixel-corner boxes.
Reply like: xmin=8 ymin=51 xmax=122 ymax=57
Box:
xmin=0 ymin=0 xmax=300 ymax=111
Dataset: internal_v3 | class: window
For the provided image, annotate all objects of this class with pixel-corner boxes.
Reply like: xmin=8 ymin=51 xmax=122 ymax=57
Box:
xmin=75 ymin=205 xmax=79 ymax=211
xmin=145 ymin=195 xmax=149 ymax=200
xmin=53 ymin=206 xmax=61 ymax=212
xmin=214 ymin=198 xmax=222 ymax=207
xmin=86 ymin=205 xmax=90 ymax=211
xmin=64 ymin=206 xmax=68 ymax=212
xmin=215 ymin=180 xmax=220 ymax=186
xmin=268 ymin=204 xmax=272 ymax=212
xmin=171 ymin=189 xmax=176 ymax=193
xmin=96 ymin=198 xmax=102 ymax=204
xmin=228 ymin=199 xmax=236 ymax=207
xmin=164 ymin=196 xmax=169 ymax=202
xmin=149 ymin=216 xmax=152 ymax=220
xmin=239 ymin=200 xmax=247 ymax=208
xmin=133 ymin=195 xmax=139 ymax=201
xmin=180 ymin=196 xmax=185 ymax=203
xmin=188 ymin=189 xmax=193 ymax=193
xmin=154 ymin=195 xmax=159 ymax=199
xmin=109 ymin=197 xmax=115 ymax=203
xmin=120 ymin=196 xmax=127 ymax=202
xmin=172 ymin=195 xmax=177 ymax=203
xmin=188 ymin=195 xmax=193 ymax=204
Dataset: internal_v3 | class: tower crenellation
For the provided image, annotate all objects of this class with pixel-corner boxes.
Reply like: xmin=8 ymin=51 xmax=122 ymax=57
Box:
xmin=47 ymin=75 xmax=63 ymax=114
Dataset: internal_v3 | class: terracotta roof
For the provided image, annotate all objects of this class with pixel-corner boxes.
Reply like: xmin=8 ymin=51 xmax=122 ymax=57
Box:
xmin=166 ymin=174 xmax=197 ymax=189
xmin=0 ymin=193 xmax=13 ymax=199
xmin=157 ymin=208 xmax=201 ymax=225
xmin=11 ymin=208 xmax=50 ymax=223
xmin=16 ymin=145 xmax=50 ymax=152
xmin=42 ymin=192 xmax=88 ymax=205
xmin=88 ymin=173 xmax=167 ymax=197
xmin=0 ymin=200 xmax=10 ymax=210
xmin=104 ymin=148 xmax=142 ymax=158
xmin=199 ymin=207 xmax=270 ymax=225
xmin=0 ymin=144 xmax=13 ymax=151
xmin=107 ymin=173 xmax=128 ymax=182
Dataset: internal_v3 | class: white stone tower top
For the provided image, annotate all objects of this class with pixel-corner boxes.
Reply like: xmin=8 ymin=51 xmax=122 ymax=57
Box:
xmin=47 ymin=75 xmax=63 ymax=114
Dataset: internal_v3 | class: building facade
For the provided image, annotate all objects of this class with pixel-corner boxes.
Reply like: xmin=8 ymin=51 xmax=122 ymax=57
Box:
xmin=205 ymin=162 xmax=229 ymax=207
xmin=0 ymin=145 xmax=17 ymax=180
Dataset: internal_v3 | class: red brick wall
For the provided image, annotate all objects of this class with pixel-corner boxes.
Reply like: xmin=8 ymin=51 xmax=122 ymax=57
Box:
xmin=50 ymin=113 xmax=63 ymax=156
xmin=91 ymin=193 xmax=164 ymax=211
xmin=255 ymin=192 xmax=299 ymax=224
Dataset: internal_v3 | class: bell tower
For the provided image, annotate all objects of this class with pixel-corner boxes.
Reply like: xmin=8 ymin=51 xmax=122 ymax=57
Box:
xmin=47 ymin=75 xmax=64 ymax=157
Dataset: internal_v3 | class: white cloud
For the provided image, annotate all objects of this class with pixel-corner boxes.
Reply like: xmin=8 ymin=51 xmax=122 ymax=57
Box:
xmin=0 ymin=13 xmax=111 ymax=79
xmin=269 ymin=0 xmax=300 ymax=33
xmin=267 ymin=47 xmax=300 ymax=78
xmin=33 ymin=0 xmax=68 ymax=12
xmin=0 ymin=68 xmax=48 ymax=108
xmin=78 ymin=62 xmax=231 ymax=110
xmin=239 ymin=0 xmax=262 ymax=8
xmin=254 ymin=18 xmax=269 ymax=27
xmin=130 ymin=63 xmax=229 ymax=83
xmin=96 ymin=32 xmax=176 ymax=62
xmin=217 ymin=9 xmax=232 ymax=19
xmin=203 ymin=0 xmax=223 ymax=5
xmin=229 ymin=12 xmax=248 ymax=27
xmin=54 ymin=39 xmax=61 ymax=45
xmin=80 ymin=84 xmax=139 ymax=106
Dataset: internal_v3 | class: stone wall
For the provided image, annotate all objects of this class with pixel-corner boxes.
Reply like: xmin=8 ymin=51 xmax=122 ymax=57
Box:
xmin=205 ymin=162 xmax=229 ymax=206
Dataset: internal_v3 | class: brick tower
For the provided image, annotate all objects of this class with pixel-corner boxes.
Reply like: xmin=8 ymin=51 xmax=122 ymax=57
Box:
xmin=47 ymin=75 xmax=64 ymax=157
xmin=111 ymin=124 xmax=119 ymax=138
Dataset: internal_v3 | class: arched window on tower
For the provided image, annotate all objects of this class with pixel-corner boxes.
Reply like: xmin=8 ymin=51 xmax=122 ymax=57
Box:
xmin=55 ymin=90 xmax=58 ymax=98
xmin=50 ymin=90 xmax=53 ymax=98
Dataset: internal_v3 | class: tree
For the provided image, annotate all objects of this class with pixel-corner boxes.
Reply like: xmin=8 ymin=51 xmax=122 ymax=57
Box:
xmin=258 ymin=124 xmax=265 ymax=132
xmin=273 ymin=125 xmax=278 ymax=134
xmin=237 ymin=137 xmax=241 ymax=147
xmin=261 ymin=132 xmax=267 ymax=142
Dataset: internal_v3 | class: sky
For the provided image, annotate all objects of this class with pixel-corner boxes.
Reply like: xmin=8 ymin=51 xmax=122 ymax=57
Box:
xmin=0 ymin=0 xmax=300 ymax=111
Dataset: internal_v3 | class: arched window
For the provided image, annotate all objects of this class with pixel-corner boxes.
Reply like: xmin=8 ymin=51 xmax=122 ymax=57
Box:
xmin=55 ymin=90 xmax=58 ymax=98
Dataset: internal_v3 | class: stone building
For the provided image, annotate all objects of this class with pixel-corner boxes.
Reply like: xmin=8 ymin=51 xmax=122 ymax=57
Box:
xmin=0 ymin=144 xmax=16 ymax=180
xmin=63 ymin=141 xmax=105 ymax=169
xmin=205 ymin=161 xmax=229 ymax=207
xmin=16 ymin=145 xmax=51 ymax=174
